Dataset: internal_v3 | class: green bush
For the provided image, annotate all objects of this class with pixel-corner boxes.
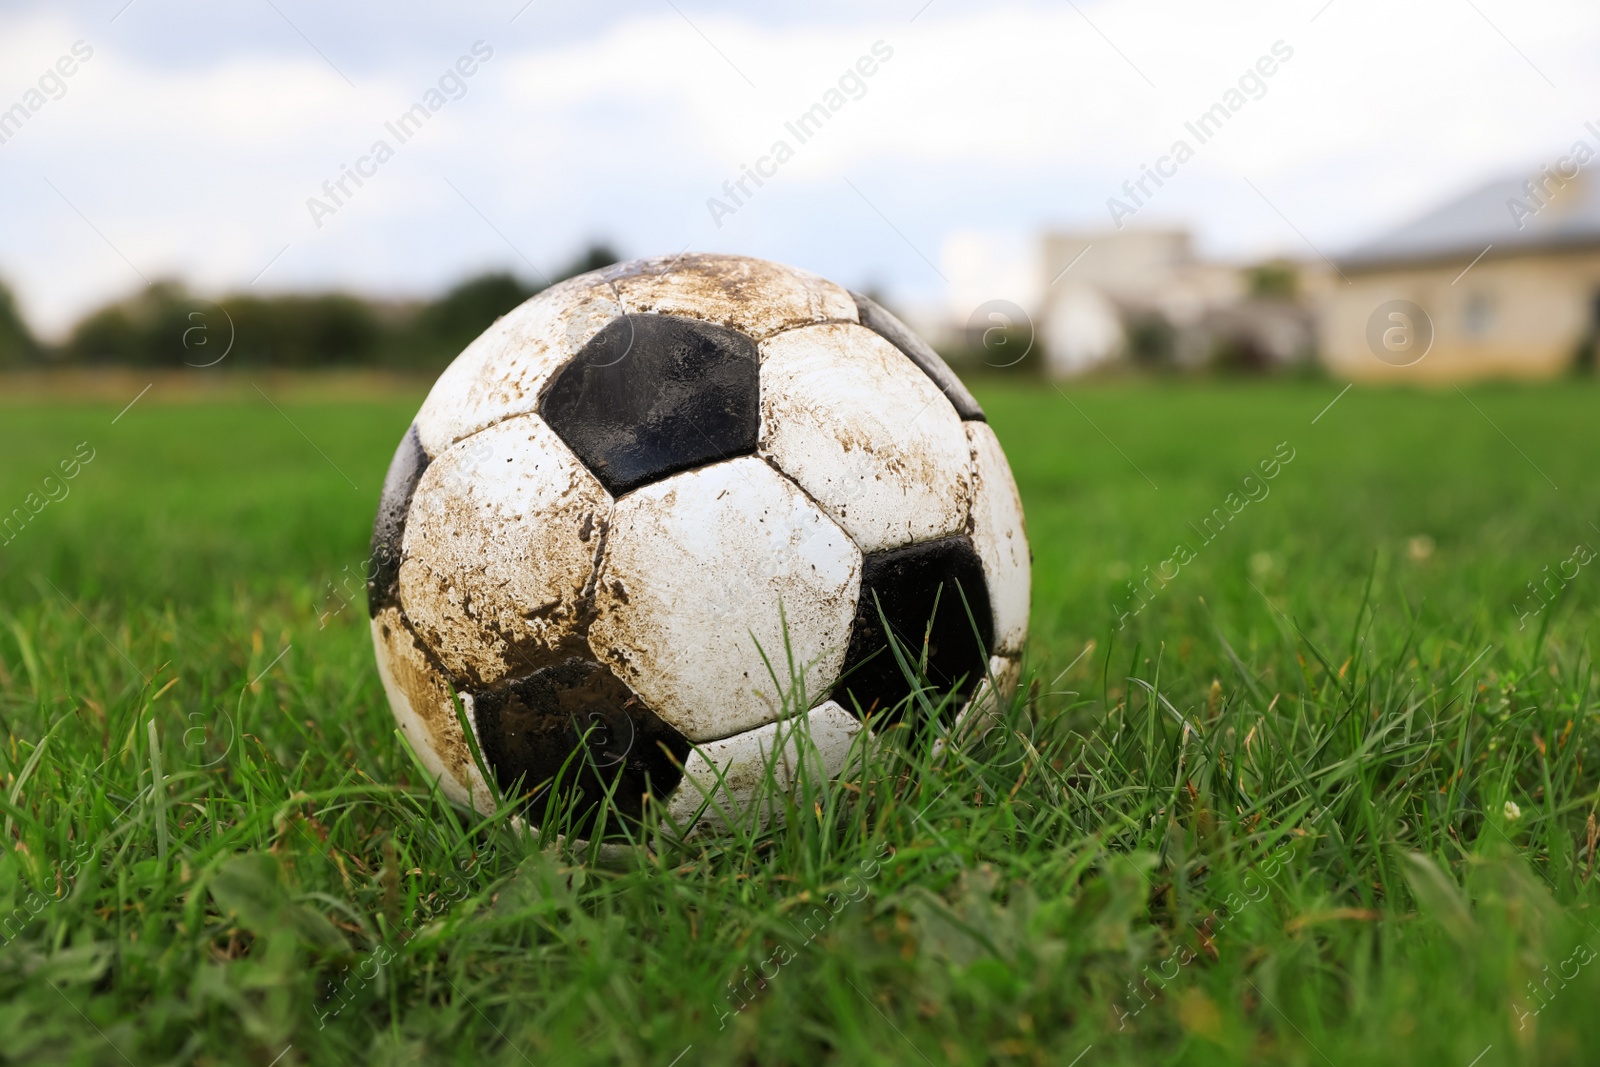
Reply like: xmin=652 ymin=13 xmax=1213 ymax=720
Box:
xmin=409 ymin=273 xmax=535 ymax=363
xmin=0 ymin=278 xmax=41 ymax=368
xmin=50 ymin=244 xmax=622 ymax=370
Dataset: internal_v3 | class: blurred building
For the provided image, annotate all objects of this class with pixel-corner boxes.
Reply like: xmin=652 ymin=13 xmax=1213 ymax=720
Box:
xmin=1034 ymin=229 xmax=1314 ymax=376
xmin=1321 ymin=171 xmax=1600 ymax=380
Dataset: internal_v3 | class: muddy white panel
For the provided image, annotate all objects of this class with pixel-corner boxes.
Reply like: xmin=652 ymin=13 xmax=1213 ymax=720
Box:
xmin=760 ymin=323 xmax=973 ymax=554
xmin=370 ymin=607 xmax=495 ymax=811
xmin=412 ymin=273 xmax=625 ymax=455
xmin=588 ymin=456 xmax=861 ymax=742
xmin=966 ymin=422 xmax=1030 ymax=655
xmin=398 ymin=413 xmax=612 ymax=687
xmin=666 ymin=700 xmax=865 ymax=834
xmin=605 ymin=253 xmax=858 ymax=341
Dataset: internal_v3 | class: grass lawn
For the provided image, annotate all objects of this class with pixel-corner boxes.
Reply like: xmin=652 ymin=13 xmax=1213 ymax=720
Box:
xmin=1 ymin=376 xmax=1598 ymax=1065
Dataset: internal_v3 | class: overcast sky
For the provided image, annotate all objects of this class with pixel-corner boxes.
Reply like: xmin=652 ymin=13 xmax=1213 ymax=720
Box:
xmin=1 ymin=0 xmax=1596 ymax=336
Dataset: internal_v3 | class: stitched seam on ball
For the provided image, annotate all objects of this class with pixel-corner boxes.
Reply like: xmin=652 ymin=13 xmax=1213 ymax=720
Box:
xmin=443 ymin=405 xmax=550 ymax=453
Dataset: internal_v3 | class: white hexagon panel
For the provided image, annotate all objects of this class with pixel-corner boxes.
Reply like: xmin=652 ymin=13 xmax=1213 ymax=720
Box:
xmin=397 ymin=413 xmax=612 ymax=688
xmin=759 ymin=322 xmax=973 ymax=554
xmin=605 ymin=252 xmax=859 ymax=341
xmin=587 ymin=457 xmax=862 ymax=742
xmin=667 ymin=700 xmax=865 ymax=836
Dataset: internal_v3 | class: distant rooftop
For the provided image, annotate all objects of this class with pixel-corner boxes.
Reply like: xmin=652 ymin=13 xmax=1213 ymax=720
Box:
xmin=1341 ymin=170 xmax=1600 ymax=269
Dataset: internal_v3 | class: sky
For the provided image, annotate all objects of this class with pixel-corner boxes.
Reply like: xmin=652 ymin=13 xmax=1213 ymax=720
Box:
xmin=0 ymin=0 xmax=1596 ymax=337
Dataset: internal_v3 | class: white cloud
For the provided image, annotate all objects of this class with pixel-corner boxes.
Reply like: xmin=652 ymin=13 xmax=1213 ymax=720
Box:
xmin=0 ymin=0 xmax=1597 ymax=336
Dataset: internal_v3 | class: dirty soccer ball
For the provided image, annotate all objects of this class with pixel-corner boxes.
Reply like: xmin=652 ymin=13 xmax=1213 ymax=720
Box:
xmin=366 ymin=253 xmax=1029 ymax=836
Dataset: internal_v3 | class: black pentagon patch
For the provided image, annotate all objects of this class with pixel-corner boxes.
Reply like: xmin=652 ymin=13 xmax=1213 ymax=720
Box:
xmin=539 ymin=313 xmax=760 ymax=495
xmin=851 ymin=291 xmax=985 ymax=422
xmin=367 ymin=424 xmax=430 ymax=617
xmin=470 ymin=656 xmax=691 ymax=835
xmin=837 ymin=536 xmax=995 ymax=727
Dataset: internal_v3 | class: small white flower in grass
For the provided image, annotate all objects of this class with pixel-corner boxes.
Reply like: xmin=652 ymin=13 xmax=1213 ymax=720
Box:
xmin=1503 ymin=800 xmax=1523 ymax=821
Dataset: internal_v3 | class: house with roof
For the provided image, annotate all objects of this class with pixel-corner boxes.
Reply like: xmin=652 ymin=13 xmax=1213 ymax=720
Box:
xmin=1032 ymin=228 xmax=1314 ymax=376
xmin=1320 ymin=168 xmax=1600 ymax=380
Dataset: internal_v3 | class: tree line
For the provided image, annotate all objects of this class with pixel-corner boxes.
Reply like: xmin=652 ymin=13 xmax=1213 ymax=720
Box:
xmin=0 ymin=245 xmax=618 ymax=371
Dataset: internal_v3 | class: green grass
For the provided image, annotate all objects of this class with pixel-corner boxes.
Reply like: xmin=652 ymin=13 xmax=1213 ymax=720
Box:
xmin=3 ymin=377 xmax=1600 ymax=1065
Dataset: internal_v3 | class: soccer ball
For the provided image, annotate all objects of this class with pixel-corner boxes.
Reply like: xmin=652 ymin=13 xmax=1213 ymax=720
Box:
xmin=366 ymin=253 xmax=1029 ymax=836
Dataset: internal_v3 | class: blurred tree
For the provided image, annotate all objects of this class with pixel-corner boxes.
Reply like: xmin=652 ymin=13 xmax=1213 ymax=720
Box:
xmin=1572 ymin=292 xmax=1600 ymax=377
xmin=404 ymin=272 xmax=537 ymax=367
xmin=1246 ymin=259 xmax=1299 ymax=300
xmin=219 ymin=292 xmax=383 ymax=367
xmin=66 ymin=281 xmax=192 ymax=364
xmin=553 ymin=243 xmax=620 ymax=282
xmin=54 ymin=241 xmax=624 ymax=368
xmin=1210 ymin=335 xmax=1273 ymax=374
xmin=398 ymin=244 xmax=620 ymax=366
xmin=67 ymin=283 xmax=384 ymax=367
xmin=1125 ymin=310 xmax=1176 ymax=367
xmin=0 ymin=278 xmax=39 ymax=367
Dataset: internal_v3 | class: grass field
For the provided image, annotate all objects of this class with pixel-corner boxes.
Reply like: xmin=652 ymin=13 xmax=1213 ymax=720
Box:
xmin=2 ymin=377 xmax=1599 ymax=1066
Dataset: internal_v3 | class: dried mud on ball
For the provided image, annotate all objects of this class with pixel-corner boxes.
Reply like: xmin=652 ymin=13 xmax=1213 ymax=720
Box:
xmin=367 ymin=424 xmax=430 ymax=616
xmin=850 ymin=290 xmax=986 ymax=422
